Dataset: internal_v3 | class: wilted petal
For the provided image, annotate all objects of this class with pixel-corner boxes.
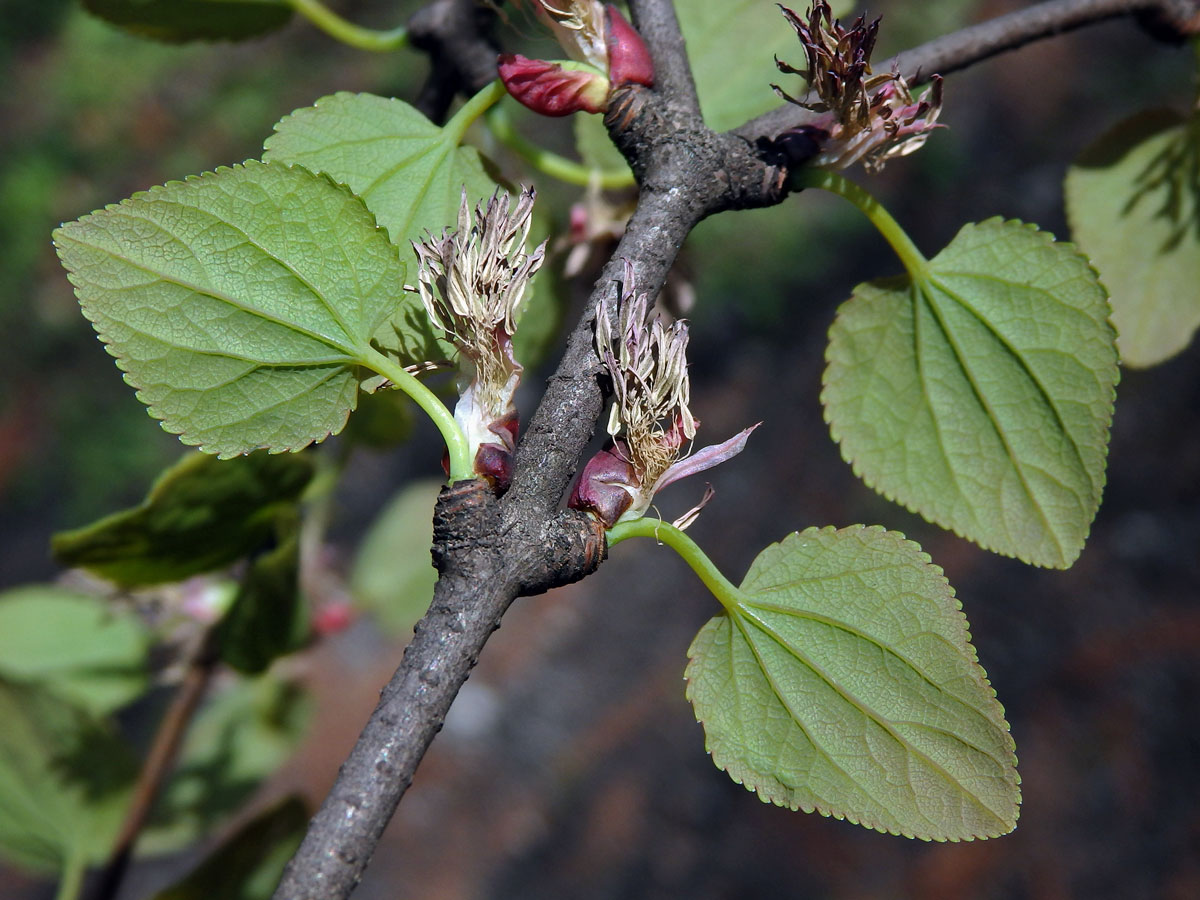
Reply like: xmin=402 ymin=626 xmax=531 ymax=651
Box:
xmin=672 ymin=484 xmax=716 ymax=531
xmin=413 ymin=187 xmax=544 ymax=491
xmin=773 ymin=2 xmax=944 ymax=172
xmin=652 ymin=423 xmax=760 ymax=494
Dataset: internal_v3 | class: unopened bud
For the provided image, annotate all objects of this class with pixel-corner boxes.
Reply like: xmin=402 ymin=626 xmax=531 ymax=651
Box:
xmin=498 ymin=54 xmax=610 ymax=116
xmin=568 ymin=441 xmax=638 ymax=528
xmin=605 ymin=5 xmax=654 ymax=88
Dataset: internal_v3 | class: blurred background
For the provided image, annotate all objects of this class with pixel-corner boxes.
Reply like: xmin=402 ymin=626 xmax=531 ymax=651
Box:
xmin=2 ymin=1 xmax=1199 ymax=898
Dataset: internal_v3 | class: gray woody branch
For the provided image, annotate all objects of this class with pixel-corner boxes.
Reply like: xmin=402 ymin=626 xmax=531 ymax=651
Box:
xmin=272 ymin=0 xmax=1198 ymax=897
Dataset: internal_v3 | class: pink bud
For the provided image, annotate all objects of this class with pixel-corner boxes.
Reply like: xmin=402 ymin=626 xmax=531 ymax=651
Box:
xmin=568 ymin=442 xmax=638 ymax=528
xmin=604 ymin=5 xmax=654 ymax=88
xmin=313 ymin=599 xmax=355 ymax=636
xmin=498 ymin=54 xmax=611 ymax=116
xmin=474 ymin=410 xmax=519 ymax=495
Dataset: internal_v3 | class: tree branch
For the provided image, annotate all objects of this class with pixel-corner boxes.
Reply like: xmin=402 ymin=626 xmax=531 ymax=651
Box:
xmin=89 ymin=628 xmax=219 ymax=900
xmin=273 ymin=484 xmax=602 ymax=899
xmin=736 ymin=0 xmax=1200 ymax=140
xmin=407 ymin=0 xmax=500 ymax=121
xmin=274 ymin=0 xmax=1198 ymax=896
xmin=628 ymin=0 xmax=701 ymax=114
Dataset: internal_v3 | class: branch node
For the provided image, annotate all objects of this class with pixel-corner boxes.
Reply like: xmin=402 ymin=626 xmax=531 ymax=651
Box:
xmin=517 ymin=510 xmax=608 ymax=596
xmin=1135 ymin=2 xmax=1200 ymax=41
xmin=431 ymin=479 xmax=499 ymax=572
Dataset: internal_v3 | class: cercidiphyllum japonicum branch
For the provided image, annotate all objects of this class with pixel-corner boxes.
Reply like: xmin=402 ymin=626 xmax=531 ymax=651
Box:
xmin=268 ymin=0 xmax=1171 ymax=893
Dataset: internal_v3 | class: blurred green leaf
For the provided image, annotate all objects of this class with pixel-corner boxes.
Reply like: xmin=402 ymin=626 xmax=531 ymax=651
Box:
xmin=152 ymin=795 xmax=308 ymax=900
xmin=686 ymin=526 xmax=1020 ymax=841
xmin=1066 ymin=108 xmax=1200 ymax=367
xmin=573 ymin=113 xmax=631 ymax=177
xmin=144 ymin=676 xmax=310 ymax=852
xmin=675 ymin=0 xmax=850 ymax=132
xmin=263 ymin=91 xmax=498 ymax=355
xmin=0 ymin=586 xmax=150 ymax=717
xmin=52 ymin=450 xmax=315 ymax=587
xmin=823 ymin=218 xmax=1117 ymax=568
xmin=0 ymin=680 xmax=136 ymax=873
xmin=350 ymin=479 xmax=441 ymax=636
xmin=513 ymin=241 xmax=564 ymax=370
xmin=82 ymin=0 xmax=293 ymax=43
xmin=342 ymin=385 xmax=416 ymax=449
xmin=54 ymin=161 xmax=436 ymax=457
xmin=217 ymin=513 xmax=308 ymax=674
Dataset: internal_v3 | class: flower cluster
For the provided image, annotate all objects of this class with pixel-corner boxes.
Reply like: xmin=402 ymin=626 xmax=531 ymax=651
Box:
xmin=499 ymin=1 xmax=654 ymax=117
xmin=413 ymin=187 xmax=545 ymax=492
xmin=569 ymin=261 xmax=756 ymax=527
xmin=774 ymin=1 xmax=943 ymax=172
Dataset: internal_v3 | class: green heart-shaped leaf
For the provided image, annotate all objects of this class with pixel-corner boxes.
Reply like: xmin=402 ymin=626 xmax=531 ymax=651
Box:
xmin=55 ymin=160 xmax=435 ymax=456
xmin=686 ymin=526 xmax=1019 ymax=841
xmin=264 ymin=92 xmax=500 ymax=357
xmin=823 ymin=218 xmax=1117 ymax=568
xmin=264 ymin=91 xmax=498 ymax=259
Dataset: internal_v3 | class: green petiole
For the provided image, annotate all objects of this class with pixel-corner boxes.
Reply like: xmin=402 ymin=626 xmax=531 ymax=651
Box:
xmin=54 ymin=851 xmax=86 ymax=900
xmin=445 ymin=81 xmax=509 ymax=144
xmin=606 ymin=518 xmax=743 ymax=614
xmin=792 ymin=168 xmax=930 ymax=278
xmin=286 ymin=0 xmax=408 ymax=52
xmin=486 ymin=103 xmax=636 ymax=190
xmin=362 ymin=347 xmax=473 ymax=482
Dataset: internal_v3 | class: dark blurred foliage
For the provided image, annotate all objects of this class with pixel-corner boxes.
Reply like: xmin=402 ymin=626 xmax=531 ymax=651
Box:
xmin=3 ymin=1 xmax=1200 ymax=899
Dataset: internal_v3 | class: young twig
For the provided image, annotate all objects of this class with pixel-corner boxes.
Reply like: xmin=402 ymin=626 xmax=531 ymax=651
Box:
xmin=88 ymin=628 xmax=221 ymax=900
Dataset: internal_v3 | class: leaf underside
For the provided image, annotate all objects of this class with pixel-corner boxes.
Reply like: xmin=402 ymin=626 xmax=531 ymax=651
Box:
xmin=1066 ymin=108 xmax=1200 ymax=368
xmin=52 ymin=451 xmax=314 ymax=587
xmin=823 ymin=218 xmax=1118 ymax=568
xmin=54 ymin=160 xmax=428 ymax=457
xmin=686 ymin=526 xmax=1020 ymax=841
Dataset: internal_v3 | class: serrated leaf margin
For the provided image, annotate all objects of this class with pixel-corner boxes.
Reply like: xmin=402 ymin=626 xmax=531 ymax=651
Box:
xmin=684 ymin=524 xmax=1020 ymax=841
xmin=53 ymin=160 xmax=405 ymax=457
xmin=821 ymin=218 xmax=1118 ymax=568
